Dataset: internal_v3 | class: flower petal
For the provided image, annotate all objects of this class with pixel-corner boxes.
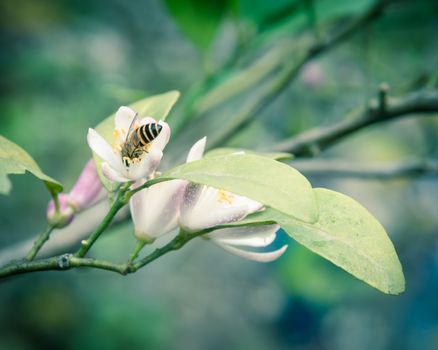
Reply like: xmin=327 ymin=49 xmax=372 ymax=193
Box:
xmin=126 ymin=147 xmax=163 ymax=180
xmin=130 ymin=180 xmax=185 ymax=241
xmin=186 ymin=137 xmax=207 ymax=163
xmin=208 ymin=224 xmax=279 ymax=247
xmin=230 ymin=194 xmax=263 ymax=216
xmin=115 ymin=106 xmax=137 ymax=132
xmin=102 ymin=162 xmax=131 ymax=182
xmin=214 ymin=242 xmax=288 ymax=262
xmin=139 ymin=116 xmax=155 ymax=125
xmin=87 ymin=128 xmax=122 ymax=171
xmin=179 ymin=185 xmax=250 ymax=231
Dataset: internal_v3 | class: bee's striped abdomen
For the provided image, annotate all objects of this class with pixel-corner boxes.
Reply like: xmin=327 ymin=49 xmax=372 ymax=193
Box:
xmin=137 ymin=123 xmax=162 ymax=146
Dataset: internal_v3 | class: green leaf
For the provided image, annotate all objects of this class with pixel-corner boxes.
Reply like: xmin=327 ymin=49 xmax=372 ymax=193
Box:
xmin=236 ymin=188 xmax=405 ymax=295
xmin=157 ymin=153 xmax=317 ymax=223
xmin=205 ymin=147 xmax=293 ymax=161
xmin=0 ymin=135 xmax=62 ymax=196
xmin=164 ymin=0 xmax=228 ymax=50
xmin=92 ymin=91 xmax=180 ymax=191
xmin=195 ymin=49 xmax=285 ymax=114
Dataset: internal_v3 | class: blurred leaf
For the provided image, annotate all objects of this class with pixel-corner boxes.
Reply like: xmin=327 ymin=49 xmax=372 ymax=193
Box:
xmin=157 ymin=153 xmax=317 ymax=223
xmin=234 ymin=0 xmax=296 ymax=24
xmin=163 ymin=0 xmax=228 ymax=50
xmin=236 ymin=188 xmax=405 ymax=295
xmin=92 ymin=91 xmax=180 ymax=191
xmin=0 ymin=135 xmax=62 ymax=196
xmin=205 ymin=147 xmax=293 ymax=160
xmin=256 ymin=0 xmax=374 ymax=31
xmin=195 ymin=48 xmax=285 ymax=114
xmin=278 ymin=244 xmax=363 ymax=304
xmin=316 ymin=0 xmax=375 ymax=20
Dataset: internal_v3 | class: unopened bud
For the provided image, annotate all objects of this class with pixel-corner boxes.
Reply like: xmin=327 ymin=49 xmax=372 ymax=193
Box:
xmin=69 ymin=160 xmax=102 ymax=209
xmin=46 ymin=159 xmax=104 ymax=228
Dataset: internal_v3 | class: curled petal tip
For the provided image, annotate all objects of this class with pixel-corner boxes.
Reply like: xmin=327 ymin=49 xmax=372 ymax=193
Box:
xmin=186 ymin=136 xmax=207 ymax=163
xmin=215 ymin=242 xmax=288 ymax=263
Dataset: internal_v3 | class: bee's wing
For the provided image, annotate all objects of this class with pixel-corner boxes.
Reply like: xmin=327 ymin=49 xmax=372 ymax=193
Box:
xmin=125 ymin=112 xmax=140 ymax=142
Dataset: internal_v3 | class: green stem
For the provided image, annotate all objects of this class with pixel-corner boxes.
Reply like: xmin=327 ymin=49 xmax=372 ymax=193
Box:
xmin=127 ymin=177 xmax=165 ymax=197
xmin=0 ymin=255 xmax=127 ymax=279
xmin=132 ymin=227 xmax=223 ymax=271
xmin=0 ymin=223 xmax=271 ymax=280
xmin=53 ymin=193 xmax=60 ymax=214
xmin=127 ymin=240 xmax=147 ymax=264
xmin=75 ymin=184 xmax=130 ymax=258
xmin=25 ymin=225 xmax=55 ymax=261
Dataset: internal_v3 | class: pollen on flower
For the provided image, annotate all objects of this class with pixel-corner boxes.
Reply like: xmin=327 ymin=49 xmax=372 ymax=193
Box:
xmin=217 ymin=189 xmax=234 ymax=204
xmin=113 ymin=128 xmax=120 ymax=140
xmin=113 ymin=144 xmax=122 ymax=153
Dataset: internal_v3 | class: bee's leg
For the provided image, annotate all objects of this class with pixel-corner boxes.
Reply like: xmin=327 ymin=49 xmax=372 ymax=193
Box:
xmin=123 ymin=157 xmax=131 ymax=167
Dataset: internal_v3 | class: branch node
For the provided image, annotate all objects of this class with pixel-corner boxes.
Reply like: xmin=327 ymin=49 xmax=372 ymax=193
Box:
xmin=308 ymin=143 xmax=321 ymax=157
xmin=121 ymin=264 xmax=135 ymax=275
xmin=378 ymin=82 xmax=390 ymax=113
xmin=57 ymin=254 xmax=72 ymax=269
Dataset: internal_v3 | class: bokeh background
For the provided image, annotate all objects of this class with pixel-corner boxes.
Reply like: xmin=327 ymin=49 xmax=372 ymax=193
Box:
xmin=1 ymin=0 xmax=438 ymax=349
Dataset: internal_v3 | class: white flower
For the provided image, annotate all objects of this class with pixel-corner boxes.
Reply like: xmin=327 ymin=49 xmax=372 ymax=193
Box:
xmin=129 ymin=136 xmax=288 ymax=262
xmin=87 ymin=106 xmax=171 ymax=182
xmin=130 ymin=179 xmax=185 ymax=242
xmin=178 ymin=139 xmax=288 ymax=263
xmin=179 ymin=183 xmax=263 ymax=231
xmin=207 ymin=225 xmax=288 ymax=263
xmin=128 ymin=137 xmax=207 ymax=242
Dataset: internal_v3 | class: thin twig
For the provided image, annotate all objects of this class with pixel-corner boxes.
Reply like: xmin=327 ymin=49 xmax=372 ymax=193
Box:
xmin=208 ymin=0 xmax=391 ymax=149
xmin=0 ymin=255 xmax=127 ymax=279
xmin=291 ymin=159 xmax=438 ymax=179
xmin=273 ymin=89 xmax=438 ymax=155
xmin=75 ymin=184 xmax=130 ymax=258
xmin=25 ymin=225 xmax=55 ymax=261
xmin=0 ymin=223 xmax=272 ymax=280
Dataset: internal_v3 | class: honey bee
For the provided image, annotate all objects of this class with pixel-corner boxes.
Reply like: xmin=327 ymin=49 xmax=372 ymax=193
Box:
xmin=121 ymin=114 xmax=163 ymax=167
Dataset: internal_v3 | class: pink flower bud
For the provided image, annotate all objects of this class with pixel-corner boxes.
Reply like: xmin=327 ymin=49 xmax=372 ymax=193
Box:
xmin=47 ymin=160 xmax=104 ymax=228
xmin=69 ymin=160 xmax=102 ymax=209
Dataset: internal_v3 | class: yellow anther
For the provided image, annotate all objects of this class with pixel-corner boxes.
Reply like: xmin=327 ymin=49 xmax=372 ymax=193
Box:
xmin=113 ymin=144 xmax=122 ymax=153
xmin=113 ymin=128 xmax=120 ymax=140
xmin=217 ymin=189 xmax=234 ymax=204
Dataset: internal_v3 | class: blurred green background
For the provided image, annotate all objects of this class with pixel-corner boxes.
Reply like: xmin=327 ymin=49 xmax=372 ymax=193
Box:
xmin=1 ymin=0 xmax=438 ymax=349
